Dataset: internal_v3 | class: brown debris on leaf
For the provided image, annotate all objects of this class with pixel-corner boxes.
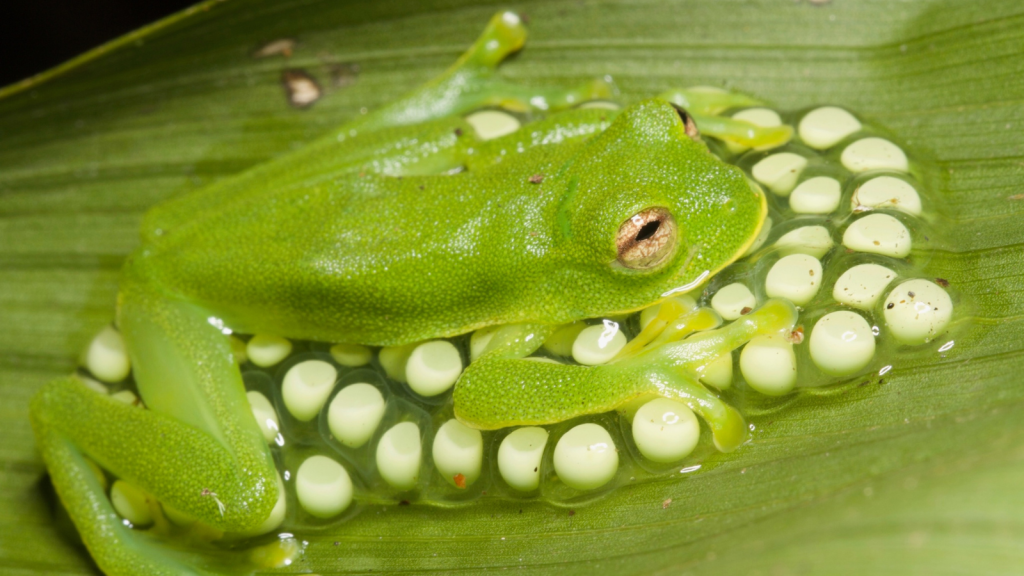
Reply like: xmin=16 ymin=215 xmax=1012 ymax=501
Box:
xmin=253 ymin=38 xmax=296 ymax=58
xmin=282 ymin=70 xmax=322 ymax=108
xmin=329 ymin=62 xmax=361 ymax=88
xmin=788 ymin=326 xmax=805 ymax=345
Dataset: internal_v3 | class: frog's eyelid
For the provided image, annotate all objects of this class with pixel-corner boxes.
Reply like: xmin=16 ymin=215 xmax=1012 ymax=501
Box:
xmin=669 ymin=103 xmax=701 ymax=142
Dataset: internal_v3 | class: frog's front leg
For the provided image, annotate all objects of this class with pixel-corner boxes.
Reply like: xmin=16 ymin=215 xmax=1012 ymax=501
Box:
xmin=30 ymin=261 xmax=280 ymax=574
xmin=454 ymin=299 xmax=798 ymax=452
xmin=349 ymin=11 xmax=613 ymax=132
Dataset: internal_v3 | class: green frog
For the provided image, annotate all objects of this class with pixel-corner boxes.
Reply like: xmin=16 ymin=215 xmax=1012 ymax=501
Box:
xmin=30 ymin=12 xmax=796 ymax=575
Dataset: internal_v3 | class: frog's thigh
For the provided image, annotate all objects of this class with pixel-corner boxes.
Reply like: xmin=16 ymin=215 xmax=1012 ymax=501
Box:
xmin=30 ymin=398 xmax=218 ymax=576
xmin=110 ymin=271 xmax=278 ymax=530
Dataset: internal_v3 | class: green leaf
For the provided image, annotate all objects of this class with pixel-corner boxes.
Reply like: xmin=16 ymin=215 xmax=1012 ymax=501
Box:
xmin=2 ymin=0 xmax=1023 ymax=573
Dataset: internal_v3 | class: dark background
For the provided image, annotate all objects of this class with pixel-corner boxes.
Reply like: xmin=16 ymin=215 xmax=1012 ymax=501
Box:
xmin=1 ymin=0 xmax=195 ymax=87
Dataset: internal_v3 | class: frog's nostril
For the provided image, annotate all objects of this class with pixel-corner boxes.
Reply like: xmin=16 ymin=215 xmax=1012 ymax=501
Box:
xmin=669 ymin=103 xmax=701 ymax=141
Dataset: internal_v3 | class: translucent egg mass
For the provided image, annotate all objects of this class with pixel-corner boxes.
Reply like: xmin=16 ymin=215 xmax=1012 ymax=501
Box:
xmin=75 ymin=98 xmax=958 ymax=545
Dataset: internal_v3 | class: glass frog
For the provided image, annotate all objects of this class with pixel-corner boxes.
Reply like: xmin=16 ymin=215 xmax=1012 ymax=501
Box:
xmin=29 ymin=11 xmax=859 ymax=576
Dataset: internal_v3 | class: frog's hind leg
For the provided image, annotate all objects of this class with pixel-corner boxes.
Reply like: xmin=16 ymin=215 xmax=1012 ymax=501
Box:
xmin=30 ymin=260 xmax=283 ymax=573
xmin=351 ymin=11 xmax=614 ymax=132
xmin=453 ymin=299 xmax=798 ymax=452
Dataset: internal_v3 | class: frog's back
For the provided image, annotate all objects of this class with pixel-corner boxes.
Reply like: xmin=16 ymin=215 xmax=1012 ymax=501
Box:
xmin=135 ymin=147 xmax=576 ymax=346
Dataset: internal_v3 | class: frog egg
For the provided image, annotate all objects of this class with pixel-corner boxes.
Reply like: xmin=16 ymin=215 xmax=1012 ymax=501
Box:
xmin=75 ymin=374 xmax=108 ymax=395
xmin=751 ymin=152 xmax=808 ymax=196
xmin=832 ymin=264 xmax=896 ymax=310
xmin=542 ymin=322 xmax=587 ymax=357
xmin=329 ymin=343 xmax=372 ymax=367
xmin=798 ymin=106 xmax=862 ymax=150
xmin=765 ymin=254 xmax=823 ymax=306
xmin=572 ymin=321 xmax=627 ymax=365
xmin=405 ymin=340 xmax=463 ymax=397
xmin=740 ymin=334 xmax=797 ymax=395
xmin=247 ymin=335 xmax=293 ymax=368
xmin=470 ymin=326 xmax=500 ymax=361
xmin=239 ymin=473 xmax=287 ymax=536
xmin=842 ymin=214 xmax=912 ymax=258
xmin=775 ymin=225 xmax=834 ymax=259
xmin=110 ymin=480 xmax=154 ymax=527
xmin=841 ymin=137 xmax=909 ymax=173
xmin=699 ymin=352 xmax=734 ymax=390
xmin=710 ymin=283 xmax=756 ymax=321
xmin=295 ymin=455 xmax=353 ymax=519
xmin=85 ymin=326 xmax=130 ymax=383
xmin=282 ymin=360 xmax=337 ymax=422
xmin=246 ymin=391 xmax=280 ymax=443
xmin=632 ymin=398 xmax=700 ymax=463
xmin=809 ymin=311 xmax=876 ymax=376
xmin=465 ymin=110 xmax=520 ymax=140
xmin=228 ymin=335 xmax=248 ymax=364
xmin=379 ymin=343 xmax=416 ymax=382
xmin=497 ymin=427 xmax=548 ymax=492
xmin=727 ymin=107 xmax=783 ymax=153
xmin=883 ymin=279 xmax=953 ymax=345
xmin=578 ymin=100 xmax=621 ymax=110
xmin=376 ymin=422 xmax=422 ymax=491
xmin=111 ymin=389 xmax=142 ymax=407
xmin=639 ymin=295 xmax=697 ymax=330
xmin=743 ymin=215 xmax=773 ymax=257
xmin=852 ymin=176 xmax=923 ymax=216
xmin=432 ymin=419 xmax=484 ymax=488
xmin=161 ymin=502 xmax=198 ymax=527
xmin=553 ymin=423 xmax=619 ymax=491
xmin=328 ymin=383 xmax=386 ymax=448
xmin=789 ymin=176 xmax=842 ymax=214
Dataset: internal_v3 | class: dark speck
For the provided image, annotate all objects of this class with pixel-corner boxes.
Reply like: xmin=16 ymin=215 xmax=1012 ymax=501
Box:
xmin=935 ymin=277 xmax=949 ymax=287
xmin=529 ymin=174 xmax=544 ymax=184
xmin=908 ymin=291 xmax=916 ymax=297
xmin=887 ymin=302 xmax=895 ymax=309
xmin=454 ymin=127 xmax=463 ymax=137
xmin=399 ymin=500 xmax=410 ymax=506
xmin=740 ymin=306 xmax=753 ymax=315
xmin=568 ymin=510 xmax=575 ymax=517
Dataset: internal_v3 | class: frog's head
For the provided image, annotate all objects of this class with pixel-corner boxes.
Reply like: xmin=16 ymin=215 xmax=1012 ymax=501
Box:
xmin=552 ymin=98 xmax=765 ymax=316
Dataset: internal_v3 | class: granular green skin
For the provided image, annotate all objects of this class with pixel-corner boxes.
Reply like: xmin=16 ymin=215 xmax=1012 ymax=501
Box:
xmin=28 ymin=12 xmax=778 ymax=576
xmin=141 ymin=100 xmax=762 ymax=345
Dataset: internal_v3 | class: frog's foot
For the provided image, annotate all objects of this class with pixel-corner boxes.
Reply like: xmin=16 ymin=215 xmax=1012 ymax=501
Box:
xmin=657 ymin=87 xmax=763 ymax=116
xmin=454 ymin=300 xmax=798 ymax=452
xmin=656 ymin=87 xmax=793 ymax=149
xmin=691 ymin=112 xmax=794 ymax=150
xmin=352 ymin=11 xmax=615 ymax=131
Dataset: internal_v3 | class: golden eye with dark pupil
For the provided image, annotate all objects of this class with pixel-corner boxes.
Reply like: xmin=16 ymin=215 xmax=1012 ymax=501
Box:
xmin=670 ymin=103 xmax=701 ymax=142
xmin=616 ymin=207 xmax=678 ymax=269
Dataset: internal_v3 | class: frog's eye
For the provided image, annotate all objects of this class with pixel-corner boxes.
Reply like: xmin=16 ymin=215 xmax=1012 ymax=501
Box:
xmin=670 ymin=104 xmax=701 ymax=142
xmin=616 ymin=207 xmax=678 ymax=269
